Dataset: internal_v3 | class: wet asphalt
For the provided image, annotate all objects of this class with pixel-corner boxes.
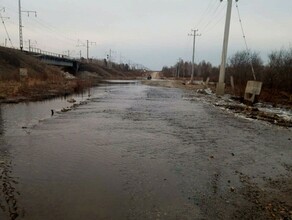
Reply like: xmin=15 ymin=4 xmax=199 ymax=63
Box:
xmin=0 ymin=82 xmax=291 ymax=220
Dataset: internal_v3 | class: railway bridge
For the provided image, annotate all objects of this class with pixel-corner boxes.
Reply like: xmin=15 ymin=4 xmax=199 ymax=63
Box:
xmin=23 ymin=47 xmax=80 ymax=73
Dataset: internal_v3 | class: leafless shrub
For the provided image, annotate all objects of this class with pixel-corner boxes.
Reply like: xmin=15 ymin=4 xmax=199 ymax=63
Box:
xmin=265 ymin=48 xmax=292 ymax=93
xmin=227 ymin=50 xmax=263 ymax=96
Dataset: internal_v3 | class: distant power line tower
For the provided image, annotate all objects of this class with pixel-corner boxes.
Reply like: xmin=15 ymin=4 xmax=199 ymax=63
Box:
xmin=18 ymin=0 xmax=37 ymax=50
xmin=87 ymin=40 xmax=96 ymax=62
xmin=107 ymin=49 xmax=117 ymax=69
xmin=77 ymin=40 xmax=96 ymax=61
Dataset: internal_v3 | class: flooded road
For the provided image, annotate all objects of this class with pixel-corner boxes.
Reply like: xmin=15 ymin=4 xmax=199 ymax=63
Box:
xmin=0 ymin=81 xmax=291 ymax=220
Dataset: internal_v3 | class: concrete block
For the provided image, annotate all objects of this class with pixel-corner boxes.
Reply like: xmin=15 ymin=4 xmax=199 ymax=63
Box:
xmin=205 ymin=77 xmax=210 ymax=86
xmin=244 ymin=81 xmax=263 ymax=103
xmin=19 ymin=68 xmax=28 ymax=81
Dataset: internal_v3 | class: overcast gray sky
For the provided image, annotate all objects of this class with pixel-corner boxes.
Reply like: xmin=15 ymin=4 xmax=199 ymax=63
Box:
xmin=0 ymin=0 xmax=291 ymax=70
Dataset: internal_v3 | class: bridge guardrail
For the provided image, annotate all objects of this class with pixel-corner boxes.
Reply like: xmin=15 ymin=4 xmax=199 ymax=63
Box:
xmin=30 ymin=47 xmax=71 ymax=59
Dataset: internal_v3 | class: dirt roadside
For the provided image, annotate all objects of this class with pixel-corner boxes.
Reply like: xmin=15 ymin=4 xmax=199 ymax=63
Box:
xmin=142 ymin=79 xmax=292 ymax=128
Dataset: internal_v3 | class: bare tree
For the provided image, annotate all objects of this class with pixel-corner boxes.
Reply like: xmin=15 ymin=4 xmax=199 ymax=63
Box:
xmin=227 ymin=50 xmax=263 ymax=96
xmin=266 ymin=48 xmax=292 ymax=92
xmin=199 ymin=60 xmax=212 ymax=81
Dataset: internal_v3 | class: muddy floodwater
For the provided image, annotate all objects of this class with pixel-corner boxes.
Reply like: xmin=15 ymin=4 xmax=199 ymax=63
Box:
xmin=0 ymin=81 xmax=291 ymax=220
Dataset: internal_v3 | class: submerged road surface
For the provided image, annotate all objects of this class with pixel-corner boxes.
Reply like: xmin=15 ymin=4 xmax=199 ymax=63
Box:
xmin=0 ymin=82 xmax=291 ymax=220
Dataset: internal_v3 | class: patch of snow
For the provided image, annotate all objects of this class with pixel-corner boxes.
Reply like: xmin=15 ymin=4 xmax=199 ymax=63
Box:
xmin=254 ymin=103 xmax=292 ymax=122
xmin=62 ymin=72 xmax=76 ymax=79
xmin=259 ymin=107 xmax=292 ymax=122
xmin=197 ymin=88 xmax=213 ymax=95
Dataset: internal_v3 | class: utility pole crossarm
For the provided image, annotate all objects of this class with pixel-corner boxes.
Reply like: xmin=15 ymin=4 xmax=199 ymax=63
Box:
xmin=0 ymin=7 xmax=10 ymax=19
xmin=22 ymin=10 xmax=37 ymax=17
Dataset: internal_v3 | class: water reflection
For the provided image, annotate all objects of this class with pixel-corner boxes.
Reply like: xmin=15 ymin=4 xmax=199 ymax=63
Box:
xmin=0 ymin=109 xmax=23 ymax=219
xmin=0 ymin=84 xmax=115 ymax=219
xmin=0 ymin=90 xmax=92 ymax=137
xmin=0 ymin=150 xmax=23 ymax=219
xmin=0 ymin=81 xmax=140 ymax=219
xmin=0 ymin=108 xmax=4 ymax=136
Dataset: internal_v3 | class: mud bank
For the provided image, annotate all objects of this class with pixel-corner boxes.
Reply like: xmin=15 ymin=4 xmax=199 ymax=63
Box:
xmin=0 ymin=79 xmax=93 ymax=104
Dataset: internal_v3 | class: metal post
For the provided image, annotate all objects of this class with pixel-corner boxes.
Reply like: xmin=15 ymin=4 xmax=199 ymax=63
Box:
xmin=28 ymin=39 xmax=31 ymax=52
xmin=109 ymin=49 xmax=112 ymax=69
xmin=87 ymin=40 xmax=89 ymax=61
xmin=216 ymin=0 xmax=234 ymax=96
xmin=19 ymin=0 xmax=23 ymax=50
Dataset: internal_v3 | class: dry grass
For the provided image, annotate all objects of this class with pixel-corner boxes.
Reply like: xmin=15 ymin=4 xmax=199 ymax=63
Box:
xmin=0 ymin=46 xmax=65 ymax=81
xmin=0 ymin=47 xmax=82 ymax=101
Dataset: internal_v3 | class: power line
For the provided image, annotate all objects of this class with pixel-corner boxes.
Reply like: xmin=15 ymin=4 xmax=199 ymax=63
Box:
xmin=235 ymin=2 xmax=256 ymax=80
xmin=198 ymin=1 xmax=221 ymax=31
xmin=195 ymin=0 xmax=217 ymax=28
xmin=201 ymin=4 xmax=226 ymax=33
xmin=0 ymin=7 xmax=14 ymax=48
xmin=204 ymin=9 xmax=226 ymax=34
xmin=30 ymin=18 xmax=78 ymax=46
xmin=3 ymin=5 xmax=75 ymax=45
xmin=16 ymin=16 xmax=80 ymax=54
xmin=200 ymin=2 xmax=223 ymax=32
xmin=33 ymin=17 xmax=77 ymax=43
xmin=2 ymin=2 xmax=86 ymax=59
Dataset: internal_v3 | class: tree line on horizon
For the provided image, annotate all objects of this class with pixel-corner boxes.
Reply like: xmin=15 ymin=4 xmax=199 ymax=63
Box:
xmin=161 ymin=47 xmax=292 ymax=96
